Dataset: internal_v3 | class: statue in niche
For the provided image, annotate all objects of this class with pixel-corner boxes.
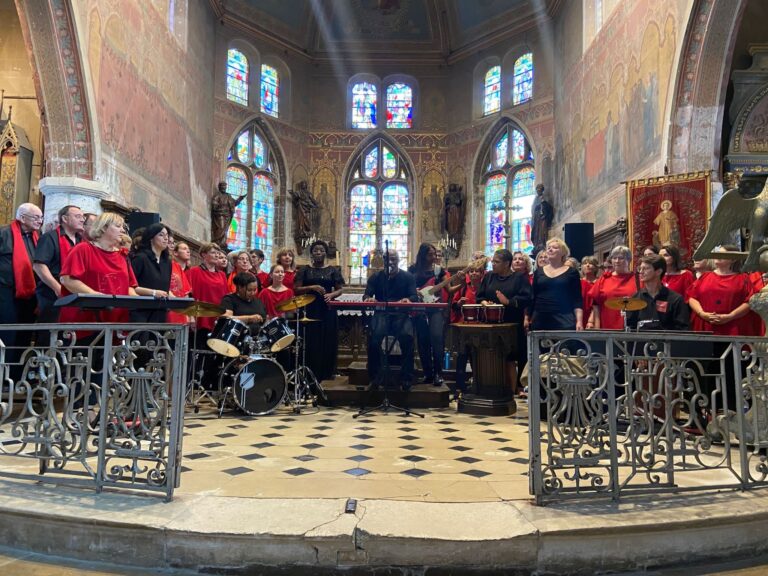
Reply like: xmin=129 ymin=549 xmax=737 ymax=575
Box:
xmin=530 ymin=184 xmax=554 ymax=254
xmin=443 ymin=183 xmax=465 ymax=239
xmin=211 ymin=181 xmax=246 ymax=249
xmin=290 ymin=180 xmax=318 ymax=254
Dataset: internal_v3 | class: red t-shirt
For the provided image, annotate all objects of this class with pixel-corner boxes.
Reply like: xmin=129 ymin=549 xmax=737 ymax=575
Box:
xmin=662 ymin=269 xmax=694 ymax=302
xmin=688 ymin=271 xmax=757 ymax=336
xmin=589 ymin=273 xmax=638 ymax=330
xmin=59 ymin=242 xmax=138 ymax=325
xmin=259 ymin=287 xmax=295 ymax=318
xmin=186 ymin=265 xmax=228 ymax=331
xmin=581 ymin=278 xmax=595 ymax=320
xmin=167 ymin=261 xmax=192 ymax=324
xmin=256 ymin=270 xmax=269 ymax=289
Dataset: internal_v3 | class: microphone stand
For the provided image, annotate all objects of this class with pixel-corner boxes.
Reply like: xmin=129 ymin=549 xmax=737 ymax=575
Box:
xmin=355 ymin=241 xmax=423 ymax=419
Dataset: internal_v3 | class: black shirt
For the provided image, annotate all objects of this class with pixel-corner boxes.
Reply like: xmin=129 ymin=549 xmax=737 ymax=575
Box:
xmin=0 ymin=224 xmax=37 ymax=289
xmin=364 ymin=270 xmax=418 ymax=303
xmin=627 ymin=285 xmax=690 ymax=331
xmin=220 ymin=293 xmax=266 ymax=334
xmin=531 ymin=267 xmax=583 ymax=330
xmin=34 ymin=228 xmax=81 ymax=300
xmin=476 ymin=271 xmax=532 ymax=324
xmin=130 ymin=249 xmax=172 ymax=291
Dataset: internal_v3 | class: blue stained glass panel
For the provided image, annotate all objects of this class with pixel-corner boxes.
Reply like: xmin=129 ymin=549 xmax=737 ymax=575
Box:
xmin=495 ymin=132 xmax=508 ymax=168
xmin=484 ymin=66 xmax=501 ymax=115
xmin=381 ymin=183 xmax=409 ymax=268
xmin=382 ymin=147 xmax=397 ymax=178
xmin=513 ymin=53 xmax=533 ymax=105
xmin=226 ymin=166 xmax=248 ymax=251
xmin=364 ymin=147 xmax=378 ymax=178
xmin=484 ymin=174 xmax=507 ymax=255
xmin=352 ymin=82 xmax=377 ymax=129
xmin=512 ymin=167 xmax=535 ymax=198
xmin=349 ymin=184 xmax=378 ymax=282
xmin=512 ymin=130 xmax=525 ymax=164
xmin=226 ymin=49 xmax=248 ymax=106
xmin=252 ymin=174 xmax=275 ymax=265
xmin=236 ymin=131 xmax=250 ymax=163
xmin=511 ymin=218 xmax=533 ymax=254
xmin=260 ymin=64 xmax=279 ymax=118
xmin=386 ymin=83 xmax=413 ymax=129
xmin=253 ymin=135 xmax=265 ymax=168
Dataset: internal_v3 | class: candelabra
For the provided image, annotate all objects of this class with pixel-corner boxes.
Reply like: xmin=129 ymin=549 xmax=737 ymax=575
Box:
xmin=438 ymin=234 xmax=459 ymax=260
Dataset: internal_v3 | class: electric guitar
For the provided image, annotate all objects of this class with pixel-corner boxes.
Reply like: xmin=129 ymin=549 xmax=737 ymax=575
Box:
xmin=417 ymin=257 xmax=489 ymax=304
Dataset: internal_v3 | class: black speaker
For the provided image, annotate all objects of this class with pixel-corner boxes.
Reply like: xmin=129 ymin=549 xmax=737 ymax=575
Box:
xmin=563 ymin=223 xmax=594 ymax=261
xmin=126 ymin=212 xmax=161 ymax=235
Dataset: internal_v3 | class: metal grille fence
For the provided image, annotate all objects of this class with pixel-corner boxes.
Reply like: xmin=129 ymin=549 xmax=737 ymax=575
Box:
xmin=0 ymin=324 xmax=188 ymax=500
xmin=528 ymin=331 xmax=768 ymax=504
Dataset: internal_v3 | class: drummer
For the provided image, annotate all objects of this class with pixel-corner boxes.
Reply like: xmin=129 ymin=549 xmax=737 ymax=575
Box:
xmin=627 ymin=255 xmax=689 ymax=331
xmin=220 ymin=272 xmax=266 ymax=336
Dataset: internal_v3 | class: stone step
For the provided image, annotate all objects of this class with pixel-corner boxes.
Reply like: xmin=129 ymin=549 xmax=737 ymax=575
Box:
xmin=322 ymin=371 xmax=451 ymax=409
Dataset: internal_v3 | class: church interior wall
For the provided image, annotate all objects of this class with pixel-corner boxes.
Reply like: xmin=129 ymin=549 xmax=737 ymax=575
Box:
xmin=553 ymin=0 xmax=693 ymax=236
xmin=69 ymin=0 xmax=217 ymax=241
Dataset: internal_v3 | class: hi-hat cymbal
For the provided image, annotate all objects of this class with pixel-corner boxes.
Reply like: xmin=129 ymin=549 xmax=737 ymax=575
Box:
xmin=178 ymin=300 xmax=225 ymax=317
xmin=297 ymin=317 xmax=321 ymax=323
xmin=276 ymin=294 xmax=316 ymax=312
xmin=604 ymin=296 xmax=647 ymax=312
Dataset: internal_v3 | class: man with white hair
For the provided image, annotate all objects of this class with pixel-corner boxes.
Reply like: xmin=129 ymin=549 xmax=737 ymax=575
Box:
xmin=0 ymin=202 xmax=43 ymax=346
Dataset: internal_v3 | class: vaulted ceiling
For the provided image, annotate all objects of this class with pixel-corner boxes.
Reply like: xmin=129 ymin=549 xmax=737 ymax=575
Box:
xmin=209 ymin=0 xmax=563 ymax=65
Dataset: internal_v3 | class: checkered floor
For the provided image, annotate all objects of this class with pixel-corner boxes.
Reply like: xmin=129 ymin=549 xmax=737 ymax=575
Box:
xmin=177 ymin=401 xmax=532 ymax=501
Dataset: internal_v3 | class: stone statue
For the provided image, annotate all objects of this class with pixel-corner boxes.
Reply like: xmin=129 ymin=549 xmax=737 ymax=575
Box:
xmin=211 ymin=181 xmax=246 ymax=249
xmin=443 ymin=183 xmax=465 ymax=238
xmin=530 ymin=184 xmax=554 ymax=254
xmin=290 ymin=180 xmax=318 ymax=253
xmin=612 ymin=216 xmax=628 ymax=250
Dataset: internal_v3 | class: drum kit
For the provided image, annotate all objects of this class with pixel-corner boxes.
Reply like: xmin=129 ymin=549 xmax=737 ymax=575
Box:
xmin=183 ymin=294 xmax=327 ymax=417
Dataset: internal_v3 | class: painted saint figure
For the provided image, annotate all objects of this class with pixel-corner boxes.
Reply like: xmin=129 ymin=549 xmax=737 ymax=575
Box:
xmin=654 ymin=199 xmax=680 ymax=247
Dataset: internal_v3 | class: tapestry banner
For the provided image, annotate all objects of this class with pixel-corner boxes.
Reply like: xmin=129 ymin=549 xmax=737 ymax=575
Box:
xmin=626 ymin=172 xmax=710 ymax=266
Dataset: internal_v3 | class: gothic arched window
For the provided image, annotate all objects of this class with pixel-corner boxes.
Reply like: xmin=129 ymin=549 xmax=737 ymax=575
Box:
xmin=386 ymin=83 xmax=413 ymax=128
xmin=352 ymin=82 xmax=377 ymax=129
xmin=347 ymin=140 xmax=410 ymax=283
xmin=482 ymin=124 xmax=535 ymax=255
xmin=512 ymin=53 xmax=533 ymax=105
xmin=260 ymin=64 xmax=279 ymax=118
xmin=226 ymin=49 xmax=249 ymax=106
xmin=484 ymin=66 xmax=501 ymax=116
xmin=226 ymin=125 xmax=276 ymax=265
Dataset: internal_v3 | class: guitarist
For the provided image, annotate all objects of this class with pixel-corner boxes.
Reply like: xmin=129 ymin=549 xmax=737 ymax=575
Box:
xmin=408 ymin=243 xmax=450 ymax=386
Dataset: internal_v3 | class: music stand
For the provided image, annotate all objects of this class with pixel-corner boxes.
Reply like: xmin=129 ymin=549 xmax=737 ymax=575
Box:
xmin=354 ymin=243 xmax=424 ymax=419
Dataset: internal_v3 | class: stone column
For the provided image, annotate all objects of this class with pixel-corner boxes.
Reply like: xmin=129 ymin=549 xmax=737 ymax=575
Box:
xmin=38 ymin=177 xmax=110 ymax=230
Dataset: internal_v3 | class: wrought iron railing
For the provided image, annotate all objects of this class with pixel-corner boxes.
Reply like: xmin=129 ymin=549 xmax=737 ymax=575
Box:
xmin=0 ymin=323 xmax=188 ymax=500
xmin=528 ymin=331 xmax=768 ymax=504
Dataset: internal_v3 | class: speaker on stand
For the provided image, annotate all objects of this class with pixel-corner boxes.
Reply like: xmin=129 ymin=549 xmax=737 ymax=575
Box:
xmin=563 ymin=223 xmax=594 ymax=261
xmin=125 ymin=212 xmax=161 ymax=236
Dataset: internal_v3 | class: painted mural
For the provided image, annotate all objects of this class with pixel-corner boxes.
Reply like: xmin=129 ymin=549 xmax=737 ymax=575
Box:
xmin=555 ymin=0 xmax=690 ymax=231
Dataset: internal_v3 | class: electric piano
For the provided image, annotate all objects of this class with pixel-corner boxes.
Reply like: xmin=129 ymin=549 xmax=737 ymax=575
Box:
xmin=329 ymin=300 xmax=448 ymax=313
xmin=55 ymin=294 xmax=195 ymax=311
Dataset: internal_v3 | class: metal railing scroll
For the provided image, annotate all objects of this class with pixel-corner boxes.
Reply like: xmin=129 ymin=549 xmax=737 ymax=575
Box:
xmin=0 ymin=323 xmax=188 ymax=500
xmin=528 ymin=331 xmax=768 ymax=504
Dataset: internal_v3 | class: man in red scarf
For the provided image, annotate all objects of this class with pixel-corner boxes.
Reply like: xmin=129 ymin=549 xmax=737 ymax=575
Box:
xmin=0 ymin=203 xmax=42 ymax=348
xmin=33 ymin=204 xmax=85 ymax=323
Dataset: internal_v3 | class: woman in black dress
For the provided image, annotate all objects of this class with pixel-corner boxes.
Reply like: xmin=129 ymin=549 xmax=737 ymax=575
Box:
xmin=477 ymin=248 xmax=532 ymax=395
xmin=530 ymin=238 xmax=584 ymax=331
xmin=130 ymin=223 xmax=172 ymax=323
xmin=294 ymin=240 xmax=344 ymax=381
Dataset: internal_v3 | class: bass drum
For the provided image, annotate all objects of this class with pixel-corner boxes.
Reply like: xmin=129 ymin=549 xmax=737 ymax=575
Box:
xmin=220 ymin=355 xmax=287 ymax=416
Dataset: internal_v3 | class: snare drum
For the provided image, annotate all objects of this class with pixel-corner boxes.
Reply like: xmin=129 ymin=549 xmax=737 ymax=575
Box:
xmin=483 ymin=304 xmax=505 ymax=323
xmin=258 ymin=317 xmax=296 ymax=352
xmin=207 ymin=317 xmax=248 ymax=357
xmin=220 ymin=355 xmax=287 ymax=416
xmin=461 ymin=304 xmax=482 ymax=323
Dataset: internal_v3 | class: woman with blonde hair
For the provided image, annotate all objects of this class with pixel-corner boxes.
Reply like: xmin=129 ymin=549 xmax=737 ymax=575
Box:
xmin=530 ymin=238 xmax=583 ymax=331
xmin=273 ymin=247 xmax=297 ymax=290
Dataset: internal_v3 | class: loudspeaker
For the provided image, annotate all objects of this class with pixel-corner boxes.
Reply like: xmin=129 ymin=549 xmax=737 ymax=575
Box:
xmin=563 ymin=223 xmax=594 ymax=261
xmin=126 ymin=212 xmax=161 ymax=235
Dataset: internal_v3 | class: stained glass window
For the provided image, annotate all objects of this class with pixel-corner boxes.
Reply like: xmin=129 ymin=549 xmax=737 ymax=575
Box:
xmin=485 ymin=174 xmax=507 ymax=256
xmin=253 ymin=135 xmax=265 ymax=168
xmin=226 ymin=49 xmax=248 ymax=106
xmin=226 ymin=166 xmax=249 ymax=250
xmin=495 ymin=132 xmax=508 ymax=168
xmin=352 ymin=82 xmax=377 ymax=129
xmin=513 ymin=53 xmax=533 ymax=105
xmin=252 ymin=174 xmax=275 ymax=265
xmin=382 ymin=147 xmax=397 ymax=178
xmin=484 ymin=66 xmax=501 ymax=115
xmin=386 ymin=83 xmax=413 ymax=128
xmin=260 ymin=64 xmax=279 ymax=118
xmin=512 ymin=166 xmax=535 ymax=198
xmin=364 ymin=147 xmax=378 ymax=178
xmin=236 ymin=131 xmax=250 ymax=163
xmin=347 ymin=140 xmax=409 ymax=284
xmin=512 ymin=130 xmax=525 ymax=164
xmin=510 ymin=167 xmax=536 ymax=254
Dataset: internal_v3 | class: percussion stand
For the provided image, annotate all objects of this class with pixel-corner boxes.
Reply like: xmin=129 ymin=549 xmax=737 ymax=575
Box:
xmin=288 ymin=306 xmax=322 ymax=414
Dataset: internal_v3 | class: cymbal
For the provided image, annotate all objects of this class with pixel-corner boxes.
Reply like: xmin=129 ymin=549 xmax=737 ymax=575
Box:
xmin=178 ymin=300 xmax=225 ymax=317
xmin=604 ymin=297 xmax=647 ymax=312
xmin=276 ymin=294 xmax=316 ymax=312
xmin=297 ymin=317 xmax=321 ymax=323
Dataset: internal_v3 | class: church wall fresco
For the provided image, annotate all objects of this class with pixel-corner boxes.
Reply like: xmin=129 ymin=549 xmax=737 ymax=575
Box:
xmin=554 ymin=0 xmax=692 ymax=233
xmin=70 ymin=0 xmax=216 ymax=238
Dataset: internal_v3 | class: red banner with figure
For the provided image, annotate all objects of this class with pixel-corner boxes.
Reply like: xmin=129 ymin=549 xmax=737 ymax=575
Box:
xmin=626 ymin=172 xmax=710 ymax=266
